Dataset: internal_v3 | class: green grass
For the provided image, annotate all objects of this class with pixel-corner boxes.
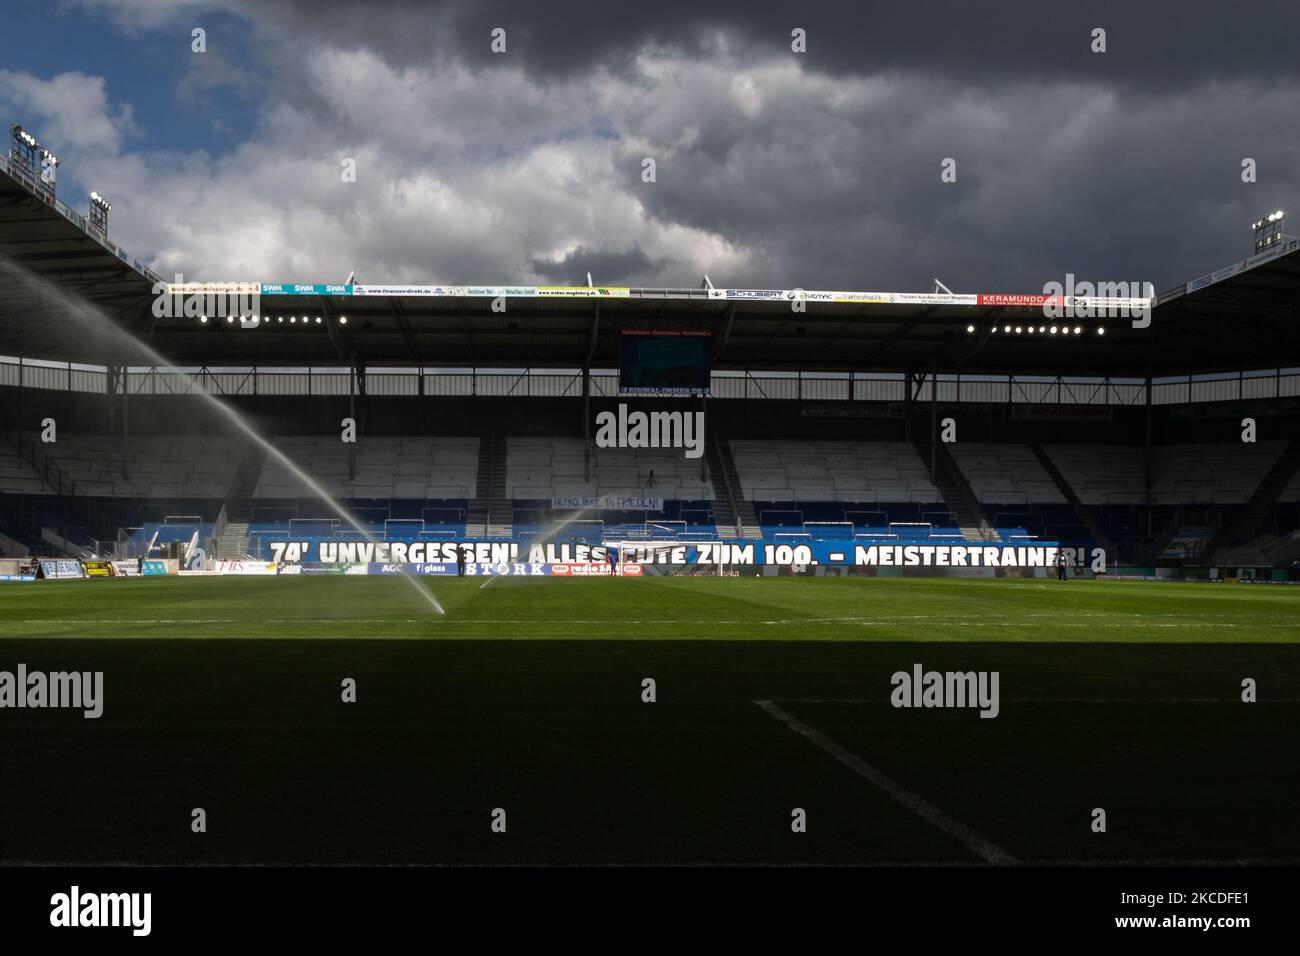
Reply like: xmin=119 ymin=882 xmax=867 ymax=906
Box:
xmin=2 ymin=575 xmax=1299 ymax=640
xmin=0 ymin=575 xmax=1297 ymax=864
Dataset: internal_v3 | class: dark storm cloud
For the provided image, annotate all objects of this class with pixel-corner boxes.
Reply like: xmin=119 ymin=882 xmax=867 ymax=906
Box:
xmin=54 ymin=0 xmax=1300 ymax=293
xmin=233 ymin=0 xmax=1300 ymax=87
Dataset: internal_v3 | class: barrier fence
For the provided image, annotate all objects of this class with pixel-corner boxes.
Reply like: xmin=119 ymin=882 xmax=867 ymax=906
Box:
xmin=3 ymin=357 xmax=1299 ymax=407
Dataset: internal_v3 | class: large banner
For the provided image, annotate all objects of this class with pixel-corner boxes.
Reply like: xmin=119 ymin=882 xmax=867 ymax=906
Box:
xmin=262 ymin=538 xmax=1069 ymax=569
xmin=551 ymin=495 xmax=663 ymax=510
xmin=611 ymin=541 xmax=1064 ymax=569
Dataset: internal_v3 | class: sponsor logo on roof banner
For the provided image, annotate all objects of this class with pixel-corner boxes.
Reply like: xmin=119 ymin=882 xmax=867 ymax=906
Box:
xmin=352 ymin=284 xmax=457 ymax=296
xmin=711 ymin=288 xmax=788 ymax=300
xmin=977 ymin=292 xmax=1152 ymax=312
xmin=826 ymin=291 xmax=892 ymax=303
xmin=259 ymin=283 xmax=353 ymax=296
xmin=463 ymin=286 xmax=535 ymax=297
xmin=1177 ymin=238 xmax=1299 ymax=299
xmin=164 ymin=281 xmax=261 ymax=295
xmin=707 ymin=288 xmax=980 ymax=305
xmin=979 ymin=293 xmax=1063 ymax=307
xmin=534 ymin=286 xmax=631 ymax=297
xmin=888 ymin=291 xmax=978 ymax=305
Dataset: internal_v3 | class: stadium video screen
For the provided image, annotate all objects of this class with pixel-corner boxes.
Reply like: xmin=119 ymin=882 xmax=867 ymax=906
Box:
xmin=619 ymin=330 xmax=712 ymax=396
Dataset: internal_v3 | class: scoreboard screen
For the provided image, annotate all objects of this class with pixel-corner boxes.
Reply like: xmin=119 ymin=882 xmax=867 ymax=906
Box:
xmin=619 ymin=330 xmax=712 ymax=396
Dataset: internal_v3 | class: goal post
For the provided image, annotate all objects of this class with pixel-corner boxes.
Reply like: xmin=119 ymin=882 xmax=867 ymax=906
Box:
xmin=610 ymin=539 xmax=730 ymax=576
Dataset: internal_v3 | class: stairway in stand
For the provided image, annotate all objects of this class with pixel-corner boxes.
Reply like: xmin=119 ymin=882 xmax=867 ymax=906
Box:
xmin=467 ymin=433 xmax=511 ymax=538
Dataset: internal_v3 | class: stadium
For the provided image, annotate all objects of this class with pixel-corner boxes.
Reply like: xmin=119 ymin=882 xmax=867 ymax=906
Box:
xmin=2 ymin=122 xmax=1299 ymax=872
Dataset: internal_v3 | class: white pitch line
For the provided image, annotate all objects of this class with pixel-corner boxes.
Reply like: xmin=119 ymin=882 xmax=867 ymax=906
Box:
xmin=10 ymin=616 xmax=1299 ymax=628
xmin=753 ymin=699 xmax=1017 ymax=865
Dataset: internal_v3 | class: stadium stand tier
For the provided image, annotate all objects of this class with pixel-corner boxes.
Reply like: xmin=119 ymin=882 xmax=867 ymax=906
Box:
xmin=254 ymin=436 xmax=479 ymax=500
xmin=3 ymin=422 xmax=1300 ymax=566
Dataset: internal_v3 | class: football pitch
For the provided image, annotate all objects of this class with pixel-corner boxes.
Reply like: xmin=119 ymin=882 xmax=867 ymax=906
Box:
xmin=1 ymin=575 xmax=1297 ymax=865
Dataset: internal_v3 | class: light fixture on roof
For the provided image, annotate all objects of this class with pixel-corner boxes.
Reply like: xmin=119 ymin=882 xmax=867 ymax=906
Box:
xmin=1004 ymin=325 xmax=1011 ymax=333
xmin=227 ymin=316 xmax=235 ymax=324
xmin=290 ymin=316 xmax=296 ymax=323
xmin=9 ymin=124 xmax=57 ymax=194
xmin=1015 ymin=326 xmax=1023 ymax=334
xmin=966 ymin=324 xmax=974 ymax=333
xmin=1252 ymin=209 xmax=1287 ymax=253
xmin=1049 ymin=326 xmax=1057 ymax=334
xmin=88 ymin=190 xmax=112 ymax=235
xmin=1074 ymin=326 xmax=1082 ymax=335
xmin=339 ymin=315 xmax=348 ymax=325
xmin=1097 ymin=326 xmax=1105 ymax=335
xmin=200 ymin=316 xmax=208 ymax=324
xmin=315 ymin=316 xmax=322 ymax=324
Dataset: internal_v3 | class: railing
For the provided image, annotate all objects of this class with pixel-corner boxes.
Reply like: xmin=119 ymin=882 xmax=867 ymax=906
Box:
xmin=4 ymin=355 xmax=1300 ymax=407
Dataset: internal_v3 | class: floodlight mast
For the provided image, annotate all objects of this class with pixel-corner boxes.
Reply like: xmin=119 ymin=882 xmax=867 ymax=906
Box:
xmin=9 ymin=124 xmax=58 ymax=199
xmin=1251 ymin=210 xmax=1287 ymax=254
xmin=89 ymin=191 xmax=112 ymax=237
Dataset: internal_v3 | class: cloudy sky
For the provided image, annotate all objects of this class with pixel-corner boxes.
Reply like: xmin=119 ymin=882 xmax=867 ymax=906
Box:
xmin=2 ymin=0 xmax=1297 ymax=293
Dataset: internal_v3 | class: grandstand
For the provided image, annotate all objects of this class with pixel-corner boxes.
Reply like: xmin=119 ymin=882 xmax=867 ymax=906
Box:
xmin=2 ymin=144 xmax=1300 ymax=577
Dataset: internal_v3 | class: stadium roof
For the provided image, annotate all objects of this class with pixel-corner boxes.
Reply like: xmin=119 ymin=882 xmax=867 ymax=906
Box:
xmin=2 ymin=157 xmax=1299 ymax=379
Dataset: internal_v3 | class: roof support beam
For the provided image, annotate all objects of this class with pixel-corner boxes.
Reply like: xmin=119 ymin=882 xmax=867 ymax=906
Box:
xmin=713 ymin=303 xmax=736 ymax=359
